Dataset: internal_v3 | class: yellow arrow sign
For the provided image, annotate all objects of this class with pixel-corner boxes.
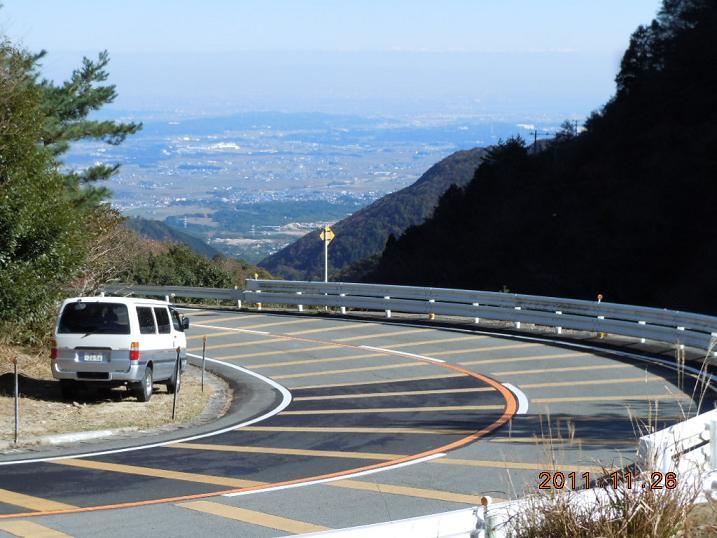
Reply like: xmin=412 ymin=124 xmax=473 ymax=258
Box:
xmin=319 ymin=226 xmax=335 ymax=243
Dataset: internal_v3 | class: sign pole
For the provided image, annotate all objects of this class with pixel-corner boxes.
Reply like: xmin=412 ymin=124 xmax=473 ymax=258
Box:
xmin=324 ymin=234 xmax=328 ymax=283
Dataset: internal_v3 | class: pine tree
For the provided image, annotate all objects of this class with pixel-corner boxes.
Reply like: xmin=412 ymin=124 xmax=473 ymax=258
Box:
xmin=35 ymin=50 xmax=142 ymax=205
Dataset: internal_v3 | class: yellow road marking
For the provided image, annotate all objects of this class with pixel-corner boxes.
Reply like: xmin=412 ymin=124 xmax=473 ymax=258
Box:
xmin=199 ymin=314 xmax=263 ymax=324
xmin=176 ymin=501 xmax=329 ymax=534
xmin=531 ymin=394 xmax=691 ymax=404
xmin=246 ymin=352 xmax=384 ymax=369
xmin=294 ymin=386 xmax=495 ymax=401
xmin=0 ymin=489 xmax=76 ymax=512
xmin=331 ymin=480 xmax=488 ymax=505
xmin=273 ymin=362 xmax=424 ymax=380
xmin=520 ymin=376 xmax=663 ymax=389
xmin=190 ymin=337 xmax=285 ymax=351
xmin=460 ymin=352 xmax=587 ymax=366
xmin=292 ymin=372 xmax=465 ymax=390
xmin=335 ymin=328 xmax=426 ymax=342
xmin=490 ymin=437 xmax=637 ymax=445
xmin=188 ymin=330 xmax=245 ymax=341
xmin=215 ymin=344 xmax=342 ymax=361
xmin=384 ymin=335 xmax=486 ymax=349
xmin=281 ymin=404 xmax=503 ymax=415
xmin=241 ymin=426 xmax=474 ymax=435
xmin=431 ymin=343 xmax=540 ymax=357
xmin=171 ymin=443 xmax=399 ymax=460
xmin=239 ymin=318 xmax=317 ymax=330
xmin=170 ymin=443 xmax=604 ymax=473
xmin=285 ymin=323 xmax=378 ymax=336
xmin=0 ymin=521 xmax=72 ymax=538
xmin=49 ymin=459 xmax=262 ymax=489
xmin=491 ymin=363 xmax=632 ymax=376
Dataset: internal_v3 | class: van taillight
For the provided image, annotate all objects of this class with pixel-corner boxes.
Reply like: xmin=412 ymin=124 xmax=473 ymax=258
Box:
xmin=51 ymin=339 xmax=58 ymax=360
xmin=130 ymin=342 xmax=140 ymax=361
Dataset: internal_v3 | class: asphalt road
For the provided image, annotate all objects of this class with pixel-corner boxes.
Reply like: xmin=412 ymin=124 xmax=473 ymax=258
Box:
xmin=0 ymin=310 xmax=712 ymax=537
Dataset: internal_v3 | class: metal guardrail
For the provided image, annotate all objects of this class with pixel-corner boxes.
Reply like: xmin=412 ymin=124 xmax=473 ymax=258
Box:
xmin=102 ymin=280 xmax=717 ymax=351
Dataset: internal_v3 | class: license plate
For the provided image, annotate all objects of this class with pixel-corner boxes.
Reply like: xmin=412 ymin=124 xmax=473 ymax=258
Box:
xmin=83 ymin=353 xmax=104 ymax=362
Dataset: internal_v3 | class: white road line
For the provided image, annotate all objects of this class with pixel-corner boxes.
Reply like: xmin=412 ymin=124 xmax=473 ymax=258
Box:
xmin=359 ymin=345 xmax=446 ymax=363
xmin=502 ymin=383 xmax=530 ymax=414
xmin=0 ymin=356 xmax=292 ymax=466
xmin=194 ymin=323 xmax=271 ymax=335
xmin=223 ymin=453 xmax=447 ymax=497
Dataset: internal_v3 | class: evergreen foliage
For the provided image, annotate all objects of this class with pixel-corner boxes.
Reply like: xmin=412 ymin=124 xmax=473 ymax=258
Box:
xmin=369 ymin=0 xmax=717 ymax=313
xmin=0 ymin=42 xmax=89 ymax=341
xmin=37 ymin=50 xmax=142 ymax=206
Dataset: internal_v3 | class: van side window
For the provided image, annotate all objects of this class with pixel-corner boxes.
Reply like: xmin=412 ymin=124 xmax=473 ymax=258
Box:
xmin=137 ymin=307 xmax=156 ymax=334
xmin=170 ymin=308 xmax=183 ymax=332
xmin=154 ymin=307 xmax=171 ymax=334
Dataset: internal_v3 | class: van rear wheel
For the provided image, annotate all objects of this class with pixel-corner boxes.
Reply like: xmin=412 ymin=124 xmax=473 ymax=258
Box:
xmin=166 ymin=364 xmax=181 ymax=394
xmin=134 ymin=367 xmax=153 ymax=402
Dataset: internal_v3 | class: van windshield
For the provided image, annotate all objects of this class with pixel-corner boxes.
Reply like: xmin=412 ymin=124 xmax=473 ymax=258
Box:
xmin=58 ymin=303 xmax=131 ymax=334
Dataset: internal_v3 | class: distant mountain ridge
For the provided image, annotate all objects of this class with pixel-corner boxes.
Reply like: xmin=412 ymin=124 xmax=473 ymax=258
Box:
xmin=124 ymin=217 xmax=221 ymax=259
xmin=259 ymin=147 xmax=487 ymax=280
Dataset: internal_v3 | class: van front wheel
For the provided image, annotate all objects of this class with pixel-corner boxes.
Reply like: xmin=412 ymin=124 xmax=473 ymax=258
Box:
xmin=134 ymin=367 xmax=153 ymax=402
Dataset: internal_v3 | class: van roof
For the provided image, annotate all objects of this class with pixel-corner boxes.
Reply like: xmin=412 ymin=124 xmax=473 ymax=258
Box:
xmin=62 ymin=296 xmax=171 ymax=307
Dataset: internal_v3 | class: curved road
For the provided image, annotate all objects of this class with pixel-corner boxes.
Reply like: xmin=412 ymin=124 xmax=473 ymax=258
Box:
xmin=0 ymin=310 xmax=711 ymax=537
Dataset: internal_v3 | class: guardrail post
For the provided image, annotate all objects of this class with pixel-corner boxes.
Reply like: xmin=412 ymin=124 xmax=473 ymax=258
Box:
xmin=472 ymin=302 xmax=480 ymax=324
xmin=256 ymin=289 xmax=262 ymax=311
xmin=340 ymin=293 xmax=346 ymax=315
xmin=99 ymin=291 xmax=105 ymax=297
xmin=555 ymin=311 xmax=562 ymax=334
xmin=597 ymin=315 xmax=606 ymax=338
xmin=164 ymin=295 xmax=170 ymax=303
xmin=514 ymin=306 xmax=521 ymax=329
xmin=428 ymin=299 xmax=435 ymax=320
xmin=235 ymin=286 xmax=242 ymax=309
xmin=710 ymin=420 xmax=717 ymax=469
xmin=638 ymin=320 xmax=647 ymax=343
xmin=677 ymin=327 xmax=685 ymax=350
xmin=384 ymin=296 xmax=391 ymax=318
xmin=296 ymin=291 xmax=303 ymax=312
xmin=712 ymin=332 xmax=717 ymax=357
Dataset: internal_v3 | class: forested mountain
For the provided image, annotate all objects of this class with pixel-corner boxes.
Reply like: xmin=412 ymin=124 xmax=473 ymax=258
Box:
xmin=124 ymin=217 xmax=221 ymax=259
xmin=259 ymin=147 xmax=487 ymax=280
xmin=367 ymin=0 xmax=717 ymax=314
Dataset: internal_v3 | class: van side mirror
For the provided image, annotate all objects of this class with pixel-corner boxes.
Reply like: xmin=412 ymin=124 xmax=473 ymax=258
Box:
xmin=181 ymin=317 xmax=190 ymax=330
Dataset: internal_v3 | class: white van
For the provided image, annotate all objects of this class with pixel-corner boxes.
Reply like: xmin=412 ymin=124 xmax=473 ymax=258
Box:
xmin=52 ymin=297 xmax=189 ymax=402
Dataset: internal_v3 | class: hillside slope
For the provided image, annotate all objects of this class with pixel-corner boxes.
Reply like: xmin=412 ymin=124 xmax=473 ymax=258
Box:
xmin=368 ymin=0 xmax=717 ymax=314
xmin=124 ymin=217 xmax=221 ymax=259
xmin=259 ymin=147 xmax=487 ymax=280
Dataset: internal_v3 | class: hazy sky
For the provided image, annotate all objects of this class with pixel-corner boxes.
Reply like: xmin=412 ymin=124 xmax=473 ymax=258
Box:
xmin=1 ymin=1 xmax=663 ymax=118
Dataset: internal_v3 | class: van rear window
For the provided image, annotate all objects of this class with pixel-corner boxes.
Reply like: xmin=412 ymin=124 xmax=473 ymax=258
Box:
xmin=58 ymin=303 xmax=130 ymax=334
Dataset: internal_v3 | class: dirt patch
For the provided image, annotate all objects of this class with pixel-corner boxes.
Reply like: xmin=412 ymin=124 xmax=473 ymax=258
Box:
xmin=0 ymin=344 xmax=231 ymax=447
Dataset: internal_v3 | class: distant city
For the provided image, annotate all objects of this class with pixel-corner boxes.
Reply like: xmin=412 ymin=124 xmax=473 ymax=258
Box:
xmin=66 ymin=111 xmax=562 ymax=262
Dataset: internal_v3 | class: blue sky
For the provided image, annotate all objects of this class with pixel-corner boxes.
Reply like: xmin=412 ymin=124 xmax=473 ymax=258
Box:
xmin=1 ymin=1 xmax=663 ymax=118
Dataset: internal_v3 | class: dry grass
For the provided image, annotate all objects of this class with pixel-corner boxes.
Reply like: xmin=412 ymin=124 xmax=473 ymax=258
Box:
xmin=508 ymin=475 xmax=701 ymax=538
xmin=0 ymin=344 xmax=229 ymax=445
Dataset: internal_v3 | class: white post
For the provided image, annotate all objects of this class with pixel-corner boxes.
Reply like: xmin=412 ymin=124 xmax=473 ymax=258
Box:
xmin=639 ymin=320 xmax=646 ymax=343
xmin=165 ymin=295 xmax=170 ymax=303
xmin=428 ymin=299 xmax=435 ymax=320
xmin=297 ymin=291 xmax=303 ymax=312
xmin=710 ymin=420 xmax=717 ymax=469
xmin=555 ymin=311 xmax=562 ymax=334
xmin=677 ymin=326 xmax=685 ymax=350
xmin=340 ymin=293 xmax=346 ymax=315
xmin=100 ymin=291 xmax=105 ymax=297
xmin=473 ymin=302 xmax=480 ymax=324
xmin=256 ymin=289 xmax=262 ymax=311
xmin=514 ymin=306 xmax=521 ymax=329
xmin=324 ymin=237 xmax=328 ymax=283
xmin=384 ymin=296 xmax=391 ymax=318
